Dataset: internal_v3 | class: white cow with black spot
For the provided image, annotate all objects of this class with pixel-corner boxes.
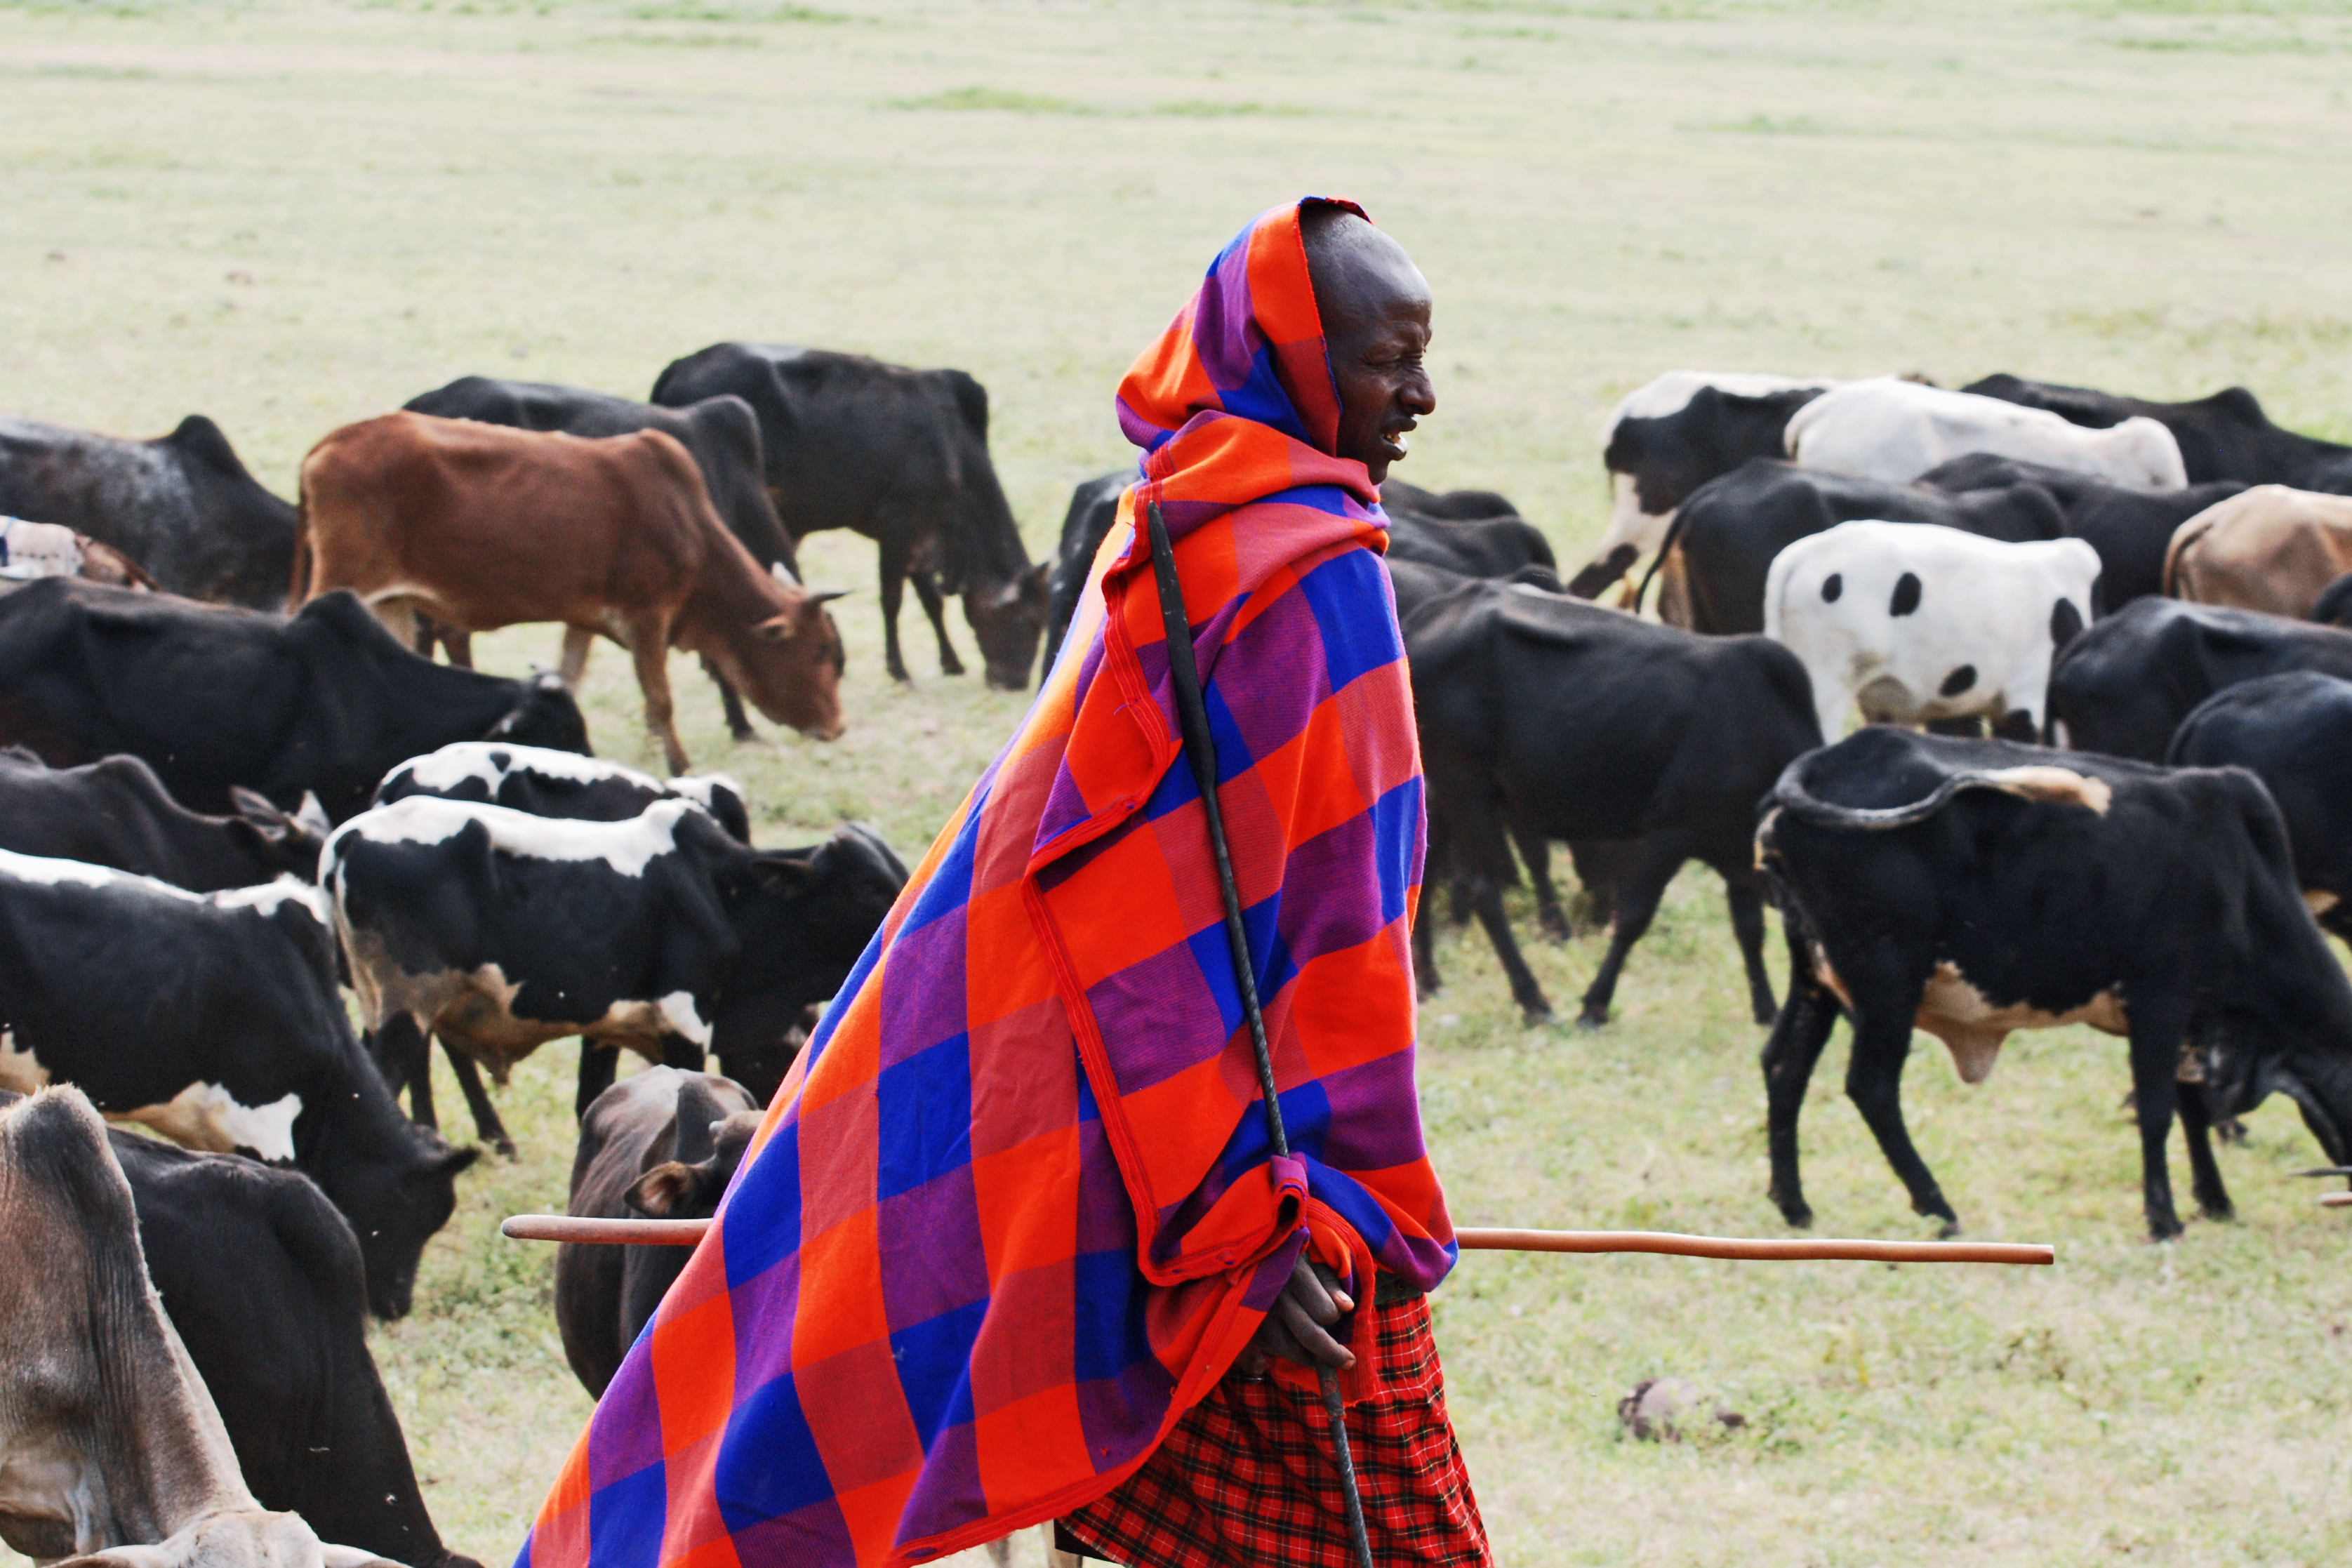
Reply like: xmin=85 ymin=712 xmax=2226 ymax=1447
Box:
xmin=1764 ymin=520 xmax=2101 ymax=743
xmin=1786 ymin=376 xmax=2188 ymax=490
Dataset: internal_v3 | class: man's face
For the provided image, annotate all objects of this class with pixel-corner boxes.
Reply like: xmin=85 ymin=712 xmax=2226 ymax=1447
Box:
xmin=1309 ymin=216 xmax=1436 ymax=486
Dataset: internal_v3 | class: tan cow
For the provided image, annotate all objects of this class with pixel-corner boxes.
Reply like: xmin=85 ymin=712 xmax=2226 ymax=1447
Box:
xmin=294 ymin=412 xmax=844 ymax=773
xmin=0 ymin=1087 xmax=394 ymax=1568
xmin=2165 ymin=484 xmax=2352 ymax=620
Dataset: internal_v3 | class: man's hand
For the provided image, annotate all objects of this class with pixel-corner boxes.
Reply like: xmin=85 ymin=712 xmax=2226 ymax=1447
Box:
xmin=1234 ymin=1256 xmax=1356 ymax=1377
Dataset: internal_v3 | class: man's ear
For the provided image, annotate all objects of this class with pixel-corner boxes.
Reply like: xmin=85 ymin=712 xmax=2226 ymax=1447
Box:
xmin=626 ymin=1162 xmax=696 ymax=1217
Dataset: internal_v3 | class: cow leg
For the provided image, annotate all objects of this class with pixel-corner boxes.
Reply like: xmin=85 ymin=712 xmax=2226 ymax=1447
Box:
xmin=559 ymin=625 xmax=597 ymax=689
xmin=1469 ymin=880 xmax=1553 ymax=1024
xmin=1717 ymin=863 xmax=1779 ymax=1025
xmin=631 ymin=632 xmax=691 ymax=776
xmin=912 ymin=572 xmax=966 ymax=678
xmin=1513 ymin=823 xmax=1570 ymax=942
xmin=440 ymin=627 xmax=474 ymax=670
xmin=659 ymin=1032 xmax=707 ymax=1074
xmin=411 ymin=616 xmax=438 ymax=659
xmin=1762 ymin=918 xmax=1839 ymax=1228
xmin=368 ymin=1014 xmax=434 ymax=1129
xmin=1576 ymin=835 xmax=1687 ymax=1029
xmin=442 ymin=1043 xmax=515 ymax=1160
xmin=578 ymin=1042 xmax=621 ymax=1122
xmin=705 ymin=658 xmax=756 ymax=742
xmin=1412 ymin=903 xmax=1442 ymax=997
xmin=2175 ymin=1075 xmax=2233 ymax=1223
xmin=1842 ymin=976 xmax=1957 ymax=1234
xmin=879 ymin=540 xmax=913 ymax=684
xmin=2125 ymin=997 xmax=2195 ymax=1240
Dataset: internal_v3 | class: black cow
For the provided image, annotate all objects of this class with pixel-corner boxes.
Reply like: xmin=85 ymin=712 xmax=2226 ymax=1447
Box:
xmin=1917 ymin=451 xmax=2250 ymax=608
xmin=2169 ymin=672 xmax=2352 ymax=943
xmin=1385 ymin=497 xmax=1558 ymax=587
xmin=0 ymin=580 xmax=587 ymax=821
xmin=651 ymin=343 xmax=1048 ymax=688
xmin=2047 ymin=597 xmax=2352 ymax=762
xmin=0 ymin=412 xmax=298 ymax=609
xmin=110 ymin=1124 xmax=477 ymax=1568
xmin=0 ymin=853 xmax=476 ymax=1317
xmin=2312 ymin=573 xmax=2352 ymax=630
xmin=1759 ymin=728 xmax=2352 ymax=1239
xmin=554 ymin=1067 xmax=760 ymax=1397
xmin=1040 ymin=471 xmax=1128 ymax=683
xmin=0 ymin=748 xmax=326 ymax=890
xmin=1965 ymin=373 xmax=2352 ymax=493
xmin=1573 ymin=382 xmax=1832 ymax=597
xmin=402 ymin=376 xmax=799 ymax=740
xmin=1396 ymin=559 xmax=1821 ymax=1026
xmin=328 ymin=801 xmax=905 ymax=1127
xmin=1644 ymin=458 xmax=2066 ymax=634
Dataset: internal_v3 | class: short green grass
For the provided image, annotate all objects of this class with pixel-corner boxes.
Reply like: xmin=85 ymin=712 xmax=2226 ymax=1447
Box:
xmin=5 ymin=1 xmax=2352 ymax=1564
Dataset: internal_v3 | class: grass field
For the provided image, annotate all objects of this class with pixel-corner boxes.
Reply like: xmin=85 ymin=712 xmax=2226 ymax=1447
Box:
xmin=6 ymin=1 xmax=2352 ymax=1564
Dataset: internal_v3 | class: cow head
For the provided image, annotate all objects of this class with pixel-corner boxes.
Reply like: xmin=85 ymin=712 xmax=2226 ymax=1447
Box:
xmin=2198 ymin=1022 xmax=2352 ymax=1174
xmin=964 ymin=563 xmax=1051 ymax=690
xmin=716 ymin=585 xmax=846 ymax=740
xmin=487 ymin=672 xmax=591 ymax=756
xmin=345 ymin=1127 xmax=481 ymax=1320
xmin=626 ymin=1094 xmax=762 ymax=1222
xmin=227 ymin=786 xmax=331 ymax=879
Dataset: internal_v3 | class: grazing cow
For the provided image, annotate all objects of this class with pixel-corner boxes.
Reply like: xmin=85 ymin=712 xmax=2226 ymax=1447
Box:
xmin=0 ymin=579 xmax=586 ymax=822
xmin=0 ymin=748 xmax=325 ymax=891
xmin=1041 ymin=470 xmax=1129 ymax=682
xmin=651 ymin=343 xmax=1048 ymax=688
xmin=0 ymin=853 xmax=476 ymax=1317
xmin=1646 ymin=458 xmax=2065 ymax=633
xmin=295 ymin=412 xmax=844 ymax=776
xmin=1765 ymin=521 xmax=2099 ymax=741
xmin=2046 ymin=596 xmax=2352 ymax=761
xmin=109 ymin=1123 xmax=477 ymax=1568
xmin=1964 ymin=373 xmax=2352 ymax=493
xmin=1384 ymin=490 xmax=1557 ymax=585
xmin=1758 ymin=728 xmax=2352 ymax=1238
xmin=326 ymin=799 xmax=905 ymax=1125
xmin=554 ymin=1067 xmax=759 ymax=1397
xmin=1787 ymin=378 xmax=2188 ymax=491
xmin=1396 ymin=559 xmax=1821 ymax=1025
xmin=0 ymin=1087 xmax=399 ymax=1568
xmin=369 ymin=741 xmax=753 ymax=1152
xmin=1576 ymin=371 xmax=1838 ymax=597
xmin=1917 ymin=451 xmax=2247 ymax=608
xmin=1 ymin=515 xmax=156 ymax=589
xmin=2165 ymin=485 xmax=2352 ymax=620
xmin=2169 ymin=672 xmax=2352 ymax=943
xmin=401 ymin=376 xmax=799 ymax=740
xmin=0 ymin=413 xmax=298 ymax=609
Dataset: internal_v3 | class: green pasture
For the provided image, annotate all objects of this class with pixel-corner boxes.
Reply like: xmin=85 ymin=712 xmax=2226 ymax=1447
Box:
xmin=6 ymin=1 xmax=2352 ymax=1563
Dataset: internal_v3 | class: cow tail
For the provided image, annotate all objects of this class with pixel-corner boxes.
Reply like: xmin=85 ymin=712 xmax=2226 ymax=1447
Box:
xmin=1630 ymin=503 xmax=1694 ymax=617
xmin=287 ymin=479 xmax=313 ymax=612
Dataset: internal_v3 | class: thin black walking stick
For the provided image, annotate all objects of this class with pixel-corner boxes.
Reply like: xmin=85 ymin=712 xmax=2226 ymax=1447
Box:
xmin=1143 ymin=500 xmax=1379 ymax=1568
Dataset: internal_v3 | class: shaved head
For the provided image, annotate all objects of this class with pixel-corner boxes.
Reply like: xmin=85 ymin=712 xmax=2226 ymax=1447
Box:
xmin=1300 ymin=206 xmax=1435 ymax=484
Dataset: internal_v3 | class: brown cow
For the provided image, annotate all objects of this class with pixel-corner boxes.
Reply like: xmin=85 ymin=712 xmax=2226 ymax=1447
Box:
xmin=0 ymin=1086 xmax=394 ymax=1568
xmin=2166 ymin=484 xmax=2352 ymax=620
xmin=294 ymin=412 xmax=844 ymax=773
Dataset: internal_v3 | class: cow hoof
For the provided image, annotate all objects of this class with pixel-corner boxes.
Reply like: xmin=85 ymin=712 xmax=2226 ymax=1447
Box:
xmin=1521 ymin=1005 xmax=1555 ymax=1026
xmin=727 ymin=726 xmax=757 ymax=744
xmin=1752 ymin=1002 xmax=1779 ymax=1027
xmin=494 ymin=1136 xmax=519 ymax=1162
xmin=1537 ymin=910 xmax=1572 ymax=943
xmin=1933 ymin=1218 xmax=1961 ymax=1240
xmin=2197 ymin=1198 xmax=2235 ymax=1223
xmin=1575 ymin=1009 xmax=1608 ymax=1031
xmin=1772 ymin=1199 xmax=1814 ymax=1230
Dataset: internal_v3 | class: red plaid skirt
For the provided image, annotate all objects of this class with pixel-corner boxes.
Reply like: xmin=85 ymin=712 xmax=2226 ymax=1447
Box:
xmin=1056 ymin=1291 xmax=1490 ymax=1567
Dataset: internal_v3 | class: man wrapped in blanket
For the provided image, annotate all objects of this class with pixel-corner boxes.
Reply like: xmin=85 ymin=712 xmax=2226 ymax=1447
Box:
xmin=518 ymin=198 xmax=1489 ymax=1568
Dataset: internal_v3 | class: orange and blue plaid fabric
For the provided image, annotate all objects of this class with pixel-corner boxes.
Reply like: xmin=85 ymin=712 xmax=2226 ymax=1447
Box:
xmin=518 ymin=198 xmax=1456 ymax=1568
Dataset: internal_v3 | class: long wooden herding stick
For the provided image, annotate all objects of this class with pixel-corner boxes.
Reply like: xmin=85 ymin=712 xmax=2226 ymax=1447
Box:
xmin=501 ymin=1214 xmax=2055 ymax=1263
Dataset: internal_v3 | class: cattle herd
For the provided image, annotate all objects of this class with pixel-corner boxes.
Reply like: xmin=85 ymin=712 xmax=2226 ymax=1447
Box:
xmin=2 ymin=349 xmax=2350 ymax=1565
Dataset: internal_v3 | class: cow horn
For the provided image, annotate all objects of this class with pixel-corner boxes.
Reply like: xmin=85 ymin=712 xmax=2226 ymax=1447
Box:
xmin=809 ymin=589 xmax=849 ymax=606
xmin=770 ymin=561 xmax=802 ymax=588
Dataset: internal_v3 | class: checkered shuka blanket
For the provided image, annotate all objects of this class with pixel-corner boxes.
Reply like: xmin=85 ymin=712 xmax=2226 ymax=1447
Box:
xmin=519 ymin=197 xmax=1458 ymax=1568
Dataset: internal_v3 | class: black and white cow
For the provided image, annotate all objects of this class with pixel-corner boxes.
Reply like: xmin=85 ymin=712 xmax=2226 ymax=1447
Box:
xmin=1396 ymin=559 xmax=1822 ymax=1026
xmin=109 ymin=1123 xmax=478 ymax=1568
xmin=1787 ymin=378 xmax=2188 ymax=491
xmin=0 ymin=412 xmax=299 ymax=609
xmin=1964 ymin=374 xmax=2352 ymax=493
xmin=1764 ymin=521 xmax=2099 ymax=741
xmin=0 ymin=580 xmax=587 ymax=821
xmin=0 ymin=853 xmax=475 ymax=1317
xmin=2046 ymin=597 xmax=2352 ymax=761
xmin=0 ymin=748 xmax=326 ymax=891
xmin=1758 ymin=727 xmax=2352 ymax=1239
xmin=0 ymin=1087 xmax=399 ymax=1568
xmin=1573 ymin=371 xmax=1840 ymax=598
xmin=1645 ymin=458 xmax=2066 ymax=634
xmin=2168 ymin=672 xmax=2352 ymax=943
xmin=326 ymin=799 xmax=905 ymax=1122
xmin=1915 ymin=451 xmax=2249 ymax=608
xmin=376 ymin=742 xmax=751 ymax=843
xmin=554 ymin=1067 xmax=760 ymax=1397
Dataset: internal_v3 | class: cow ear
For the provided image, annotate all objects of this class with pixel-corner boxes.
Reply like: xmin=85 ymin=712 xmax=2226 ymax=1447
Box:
xmin=295 ymin=790 xmax=331 ymax=838
xmin=674 ymin=1077 xmax=729 ymax=1165
xmin=626 ymin=1161 xmax=696 ymax=1217
xmin=770 ymin=559 xmax=802 ymax=589
xmin=755 ymin=613 xmax=794 ymax=643
xmin=747 ymin=851 xmax=815 ymax=893
xmin=1028 ymin=561 xmax=1051 ymax=602
xmin=230 ymin=786 xmax=295 ymax=841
